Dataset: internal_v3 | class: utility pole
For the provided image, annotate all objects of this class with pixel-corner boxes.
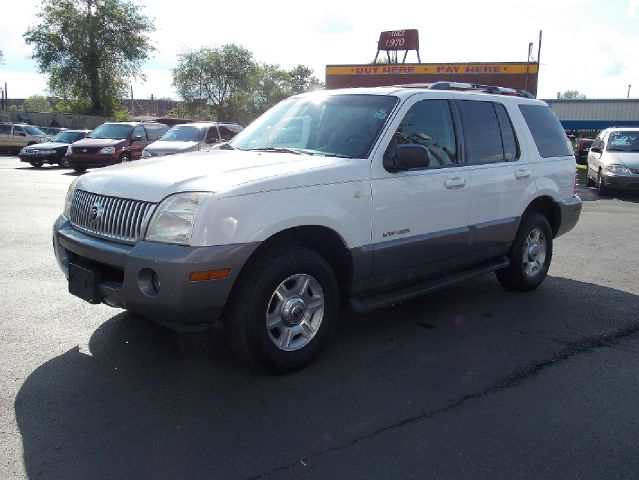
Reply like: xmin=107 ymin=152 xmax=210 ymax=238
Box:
xmin=536 ymin=30 xmax=543 ymax=98
xmin=628 ymin=85 xmax=632 ymax=99
xmin=130 ymin=85 xmax=134 ymax=117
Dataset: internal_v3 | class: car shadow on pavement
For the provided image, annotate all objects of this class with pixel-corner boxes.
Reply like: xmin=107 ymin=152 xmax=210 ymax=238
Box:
xmin=577 ymin=184 xmax=639 ymax=203
xmin=14 ymin=276 xmax=639 ymax=479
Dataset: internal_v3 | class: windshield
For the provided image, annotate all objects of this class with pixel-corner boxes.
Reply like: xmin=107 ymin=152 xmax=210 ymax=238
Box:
xmin=230 ymin=94 xmax=399 ymax=158
xmin=88 ymin=123 xmax=133 ymax=140
xmin=607 ymin=131 xmax=639 ymax=152
xmin=159 ymin=125 xmax=203 ymax=142
xmin=52 ymin=131 xmax=86 ymax=143
xmin=24 ymin=126 xmax=47 ymax=136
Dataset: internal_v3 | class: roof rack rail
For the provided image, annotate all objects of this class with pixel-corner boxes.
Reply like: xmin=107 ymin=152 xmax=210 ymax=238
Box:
xmin=394 ymin=81 xmax=534 ymax=98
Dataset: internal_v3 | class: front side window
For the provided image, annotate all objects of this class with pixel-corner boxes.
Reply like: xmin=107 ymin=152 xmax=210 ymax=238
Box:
xmin=205 ymin=127 xmax=220 ymax=143
xmin=132 ymin=125 xmax=147 ymax=141
xmin=13 ymin=125 xmax=25 ymax=136
xmin=218 ymin=126 xmax=237 ymax=141
xmin=230 ymin=94 xmax=398 ymax=159
xmin=23 ymin=125 xmax=47 ymax=136
xmin=385 ymin=99 xmax=457 ymax=167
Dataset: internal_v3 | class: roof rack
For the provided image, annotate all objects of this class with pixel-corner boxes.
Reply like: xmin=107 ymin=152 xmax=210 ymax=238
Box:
xmin=394 ymin=81 xmax=534 ymax=99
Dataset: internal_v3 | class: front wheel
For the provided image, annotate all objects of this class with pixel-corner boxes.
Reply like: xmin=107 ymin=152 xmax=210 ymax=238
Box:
xmin=597 ymin=171 xmax=609 ymax=195
xmin=120 ymin=153 xmax=131 ymax=163
xmin=73 ymin=167 xmax=86 ymax=174
xmin=29 ymin=161 xmax=43 ymax=168
xmin=496 ymin=213 xmax=553 ymax=291
xmin=59 ymin=156 xmax=71 ymax=168
xmin=224 ymin=247 xmax=338 ymax=372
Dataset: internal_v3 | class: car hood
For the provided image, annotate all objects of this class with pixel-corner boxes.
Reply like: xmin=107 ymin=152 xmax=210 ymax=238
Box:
xmin=24 ymin=141 xmax=69 ymax=150
xmin=145 ymin=141 xmax=199 ymax=154
xmin=72 ymin=138 xmax=124 ymax=148
xmin=606 ymin=152 xmax=639 ymax=169
xmin=73 ymin=149 xmax=366 ymax=203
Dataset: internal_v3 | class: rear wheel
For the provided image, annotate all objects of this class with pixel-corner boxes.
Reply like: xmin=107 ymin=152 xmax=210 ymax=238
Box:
xmin=59 ymin=156 xmax=71 ymax=168
xmin=29 ymin=161 xmax=43 ymax=168
xmin=224 ymin=247 xmax=338 ymax=372
xmin=496 ymin=212 xmax=553 ymax=291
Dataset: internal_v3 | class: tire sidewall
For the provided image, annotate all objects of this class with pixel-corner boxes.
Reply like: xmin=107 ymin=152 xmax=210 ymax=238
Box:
xmin=512 ymin=213 xmax=553 ymax=289
xmin=120 ymin=153 xmax=131 ymax=163
xmin=229 ymin=248 xmax=338 ymax=371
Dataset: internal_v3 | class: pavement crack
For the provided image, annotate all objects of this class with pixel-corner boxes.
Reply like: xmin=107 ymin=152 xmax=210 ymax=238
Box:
xmin=248 ymin=323 xmax=639 ymax=479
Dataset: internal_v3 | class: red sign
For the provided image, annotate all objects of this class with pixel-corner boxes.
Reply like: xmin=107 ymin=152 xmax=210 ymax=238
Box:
xmin=377 ymin=30 xmax=419 ymax=51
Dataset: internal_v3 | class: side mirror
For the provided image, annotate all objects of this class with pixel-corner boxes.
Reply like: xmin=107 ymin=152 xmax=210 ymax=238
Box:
xmin=384 ymin=144 xmax=431 ymax=172
xmin=590 ymin=146 xmax=601 ymax=154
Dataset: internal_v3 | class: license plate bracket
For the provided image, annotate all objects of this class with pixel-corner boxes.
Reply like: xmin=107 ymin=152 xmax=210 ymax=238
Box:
xmin=68 ymin=263 xmax=102 ymax=304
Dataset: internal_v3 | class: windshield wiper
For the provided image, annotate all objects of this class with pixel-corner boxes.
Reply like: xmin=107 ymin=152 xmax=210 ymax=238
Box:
xmin=247 ymin=147 xmax=303 ymax=155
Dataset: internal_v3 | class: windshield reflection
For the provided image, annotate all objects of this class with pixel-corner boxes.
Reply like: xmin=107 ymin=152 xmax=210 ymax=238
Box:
xmin=230 ymin=94 xmax=398 ymax=159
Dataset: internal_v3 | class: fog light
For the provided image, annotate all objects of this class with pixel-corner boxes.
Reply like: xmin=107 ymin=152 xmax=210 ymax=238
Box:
xmin=138 ymin=268 xmax=160 ymax=296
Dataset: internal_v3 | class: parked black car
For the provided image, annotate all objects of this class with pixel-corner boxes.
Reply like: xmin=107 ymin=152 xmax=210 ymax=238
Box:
xmin=19 ymin=130 xmax=91 ymax=167
xmin=574 ymin=137 xmax=593 ymax=164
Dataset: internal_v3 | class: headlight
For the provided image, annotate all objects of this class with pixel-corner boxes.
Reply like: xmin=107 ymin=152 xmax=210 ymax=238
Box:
xmin=44 ymin=149 xmax=56 ymax=155
xmin=99 ymin=146 xmax=116 ymax=154
xmin=145 ymin=192 xmax=213 ymax=245
xmin=605 ymin=164 xmax=630 ymax=174
xmin=63 ymin=177 xmax=81 ymax=217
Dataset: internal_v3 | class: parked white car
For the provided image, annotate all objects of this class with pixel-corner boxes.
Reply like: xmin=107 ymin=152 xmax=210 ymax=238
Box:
xmin=142 ymin=122 xmax=242 ymax=158
xmin=586 ymin=126 xmax=639 ymax=194
xmin=53 ymin=86 xmax=581 ymax=371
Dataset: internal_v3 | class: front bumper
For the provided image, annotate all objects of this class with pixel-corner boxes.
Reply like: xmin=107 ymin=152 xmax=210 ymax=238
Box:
xmin=53 ymin=215 xmax=259 ymax=330
xmin=67 ymin=153 xmax=119 ymax=168
xmin=602 ymin=172 xmax=639 ymax=191
xmin=19 ymin=152 xmax=64 ymax=164
xmin=555 ymin=195 xmax=582 ymax=238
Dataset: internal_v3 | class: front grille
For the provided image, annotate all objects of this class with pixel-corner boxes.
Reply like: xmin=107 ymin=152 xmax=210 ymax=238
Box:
xmin=71 ymin=147 xmax=100 ymax=154
xmin=629 ymin=167 xmax=639 ymax=175
xmin=69 ymin=190 xmax=156 ymax=244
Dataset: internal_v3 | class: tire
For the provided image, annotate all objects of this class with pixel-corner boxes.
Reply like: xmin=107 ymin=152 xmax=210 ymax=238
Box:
xmin=120 ymin=153 xmax=131 ymax=163
xmin=59 ymin=156 xmax=71 ymax=168
xmin=29 ymin=161 xmax=43 ymax=168
xmin=73 ymin=167 xmax=86 ymax=174
xmin=496 ymin=212 xmax=553 ymax=291
xmin=585 ymin=168 xmax=596 ymax=187
xmin=597 ymin=171 xmax=609 ymax=195
xmin=224 ymin=247 xmax=339 ymax=373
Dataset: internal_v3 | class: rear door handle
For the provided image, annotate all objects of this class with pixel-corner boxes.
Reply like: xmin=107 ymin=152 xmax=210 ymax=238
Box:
xmin=445 ymin=177 xmax=466 ymax=189
xmin=515 ymin=169 xmax=532 ymax=180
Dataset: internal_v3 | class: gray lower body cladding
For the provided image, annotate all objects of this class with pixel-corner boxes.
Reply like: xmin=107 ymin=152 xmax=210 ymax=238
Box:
xmin=53 ymin=215 xmax=259 ymax=330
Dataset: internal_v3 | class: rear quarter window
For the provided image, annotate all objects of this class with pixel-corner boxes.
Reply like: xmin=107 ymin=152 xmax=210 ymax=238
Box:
xmin=519 ymin=104 xmax=572 ymax=158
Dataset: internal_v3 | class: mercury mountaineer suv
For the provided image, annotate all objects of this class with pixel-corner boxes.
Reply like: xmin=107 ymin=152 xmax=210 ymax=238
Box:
xmin=53 ymin=85 xmax=582 ymax=372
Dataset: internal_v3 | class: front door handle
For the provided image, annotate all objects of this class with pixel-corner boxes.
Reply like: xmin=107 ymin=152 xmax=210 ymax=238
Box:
xmin=515 ymin=169 xmax=532 ymax=180
xmin=445 ymin=177 xmax=466 ymax=189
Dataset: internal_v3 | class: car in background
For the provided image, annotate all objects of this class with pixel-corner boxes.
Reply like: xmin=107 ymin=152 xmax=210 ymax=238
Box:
xmin=142 ymin=122 xmax=243 ymax=159
xmin=66 ymin=121 xmax=168 ymax=173
xmin=586 ymin=127 xmax=639 ymax=194
xmin=39 ymin=126 xmax=68 ymax=136
xmin=0 ymin=123 xmax=50 ymax=153
xmin=573 ymin=137 xmax=593 ymax=164
xmin=19 ymin=130 xmax=91 ymax=168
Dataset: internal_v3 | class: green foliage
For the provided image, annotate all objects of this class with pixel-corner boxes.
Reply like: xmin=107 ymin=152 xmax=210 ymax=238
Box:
xmin=560 ymin=90 xmax=587 ymax=100
xmin=24 ymin=0 xmax=155 ymax=116
xmin=113 ymin=109 xmax=131 ymax=121
xmin=22 ymin=95 xmax=53 ymax=112
xmin=172 ymin=44 xmax=323 ymax=125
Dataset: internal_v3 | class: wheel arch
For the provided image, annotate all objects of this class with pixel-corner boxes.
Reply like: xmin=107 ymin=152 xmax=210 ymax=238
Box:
xmin=522 ymin=196 xmax=561 ymax=237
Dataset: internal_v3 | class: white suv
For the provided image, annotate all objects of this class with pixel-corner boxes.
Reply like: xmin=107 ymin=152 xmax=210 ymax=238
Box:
xmin=53 ymin=86 xmax=582 ymax=371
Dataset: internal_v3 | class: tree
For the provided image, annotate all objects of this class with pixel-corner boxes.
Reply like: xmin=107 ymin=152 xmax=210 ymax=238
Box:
xmin=173 ymin=45 xmax=323 ymax=124
xmin=24 ymin=0 xmax=155 ymax=116
xmin=560 ymin=90 xmax=586 ymax=100
xmin=22 ymin=95 xmax=53 ymax=112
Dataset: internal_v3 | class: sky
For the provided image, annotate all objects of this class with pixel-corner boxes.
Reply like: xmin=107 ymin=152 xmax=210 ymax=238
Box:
xmin=1 ymin=0 xmax=638 ymax=101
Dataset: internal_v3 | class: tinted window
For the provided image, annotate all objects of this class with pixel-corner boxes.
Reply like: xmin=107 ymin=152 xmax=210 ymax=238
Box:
xmin=218 ymin=126 xmax=237 ymax=141
xmin=386 ymin=99 xmax=457 ymax=167
xmin=460 ymin=101 xmax=504 ymax=165
xmin=519 ymin=104 xmax=572 ymax=158
xmin=0 ymin=125 xmax=10 ymax=134
xmin=52 ymin=131 xmax=87 ymax=143
xmin=495 ymin=104 xmax=519 ymax=160
xmin=24 ymin=125 xmax=47 ymax=136
xmin=89 ymin=124 xmax=133 ymax=140
xmin=144 ymin=123 xmax=169 ymax=141
xmin=206 ymin=127 xmax=220 ymax=143
xmin=13 ymin=125 xmax=25 ymax=135
xmin=132 ymin=125 xmax=147 ymax=141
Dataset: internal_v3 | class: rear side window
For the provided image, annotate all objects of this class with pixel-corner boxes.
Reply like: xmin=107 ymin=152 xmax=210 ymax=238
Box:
xmin=0 ymin=124 xmax=11 ymax=134
xmin=519 ymin=104 xmax=572 ymax=158
xmin=460 ymin=100 xmax=518 ymax=165
xmin=144 ymin=124 xmax=169 ymax=141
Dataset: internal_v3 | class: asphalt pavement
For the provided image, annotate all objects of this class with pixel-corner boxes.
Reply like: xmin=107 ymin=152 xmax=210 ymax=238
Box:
xmin=1 ymin=155 xmax=638 ymax=479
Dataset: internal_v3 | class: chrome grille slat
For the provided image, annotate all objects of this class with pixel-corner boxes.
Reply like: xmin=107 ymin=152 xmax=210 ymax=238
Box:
xmin=69 ymin=190 xmax=157 ymax=244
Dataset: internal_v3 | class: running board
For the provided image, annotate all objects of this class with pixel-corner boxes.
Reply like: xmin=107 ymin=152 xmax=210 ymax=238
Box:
xmin=349 ymin=257 xmax=510 ymax=313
